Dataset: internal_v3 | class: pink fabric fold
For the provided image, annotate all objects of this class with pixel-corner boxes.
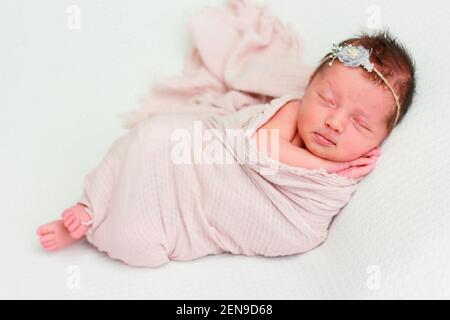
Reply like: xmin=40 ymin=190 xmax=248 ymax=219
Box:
xmin=75 ymin=0 xmax=361 ymax=267
xmin=119 ymin=0 xmax=313 ymax=129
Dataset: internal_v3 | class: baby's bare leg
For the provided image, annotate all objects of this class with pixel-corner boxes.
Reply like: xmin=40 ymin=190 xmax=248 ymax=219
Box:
xmin=37 ymin=204 xmax=93 ymax=251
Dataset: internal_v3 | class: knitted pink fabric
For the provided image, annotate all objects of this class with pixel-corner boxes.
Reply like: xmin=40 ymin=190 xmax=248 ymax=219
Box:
xmin=78 ymin=94 xmax=359 ymax=267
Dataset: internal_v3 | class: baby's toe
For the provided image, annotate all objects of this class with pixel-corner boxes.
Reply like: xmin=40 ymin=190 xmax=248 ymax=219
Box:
xmin=67 ymin=219 xmax=80 ymax=232
xmin=61 ymin=208 xmax=74 ymax=220
xmin=63 ymin=214 xmax=76 ymax=228
xmin=39 ymin=234 xmax=55 ymax=243
xmin=40 ymin=233 xmax=56 ymax=249
xmin=37 ymin=224 xmax=55 ymax=236
xmin=42 ymin=239 xmax=56 ymax=248
xmin=70 ymin=226 xmax=87 ymax=240
xmin=44 ymin=243 xmax=59 ymax=251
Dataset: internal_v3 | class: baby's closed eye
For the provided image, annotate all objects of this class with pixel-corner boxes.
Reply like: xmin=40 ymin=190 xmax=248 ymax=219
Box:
xmin=317 ymin=92 xmax=371 ymax=131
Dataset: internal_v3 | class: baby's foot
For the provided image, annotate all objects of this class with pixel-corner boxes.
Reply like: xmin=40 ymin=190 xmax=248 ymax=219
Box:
xmin=36 ymin=220 xmax=78 ymax=251
xmin=61 ymin=204 xmax=93 ymax=240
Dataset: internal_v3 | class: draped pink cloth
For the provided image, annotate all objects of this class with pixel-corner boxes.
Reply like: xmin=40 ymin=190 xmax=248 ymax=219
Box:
xmin=119 ymin=0 xmax=313 ymax=130
xmin=77 ymin=0 xmax=360 ymax=267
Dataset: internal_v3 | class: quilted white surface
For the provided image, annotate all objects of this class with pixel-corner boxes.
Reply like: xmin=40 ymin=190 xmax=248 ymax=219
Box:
xmin=1 ymin=0 xmax=449 ymax=299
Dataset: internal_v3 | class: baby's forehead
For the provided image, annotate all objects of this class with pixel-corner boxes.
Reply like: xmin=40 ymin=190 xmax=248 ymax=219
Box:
xmin=315 ymin=66 xmax=393 ymax=120
xmin=319 ymin=65 xmax=390 ymax=97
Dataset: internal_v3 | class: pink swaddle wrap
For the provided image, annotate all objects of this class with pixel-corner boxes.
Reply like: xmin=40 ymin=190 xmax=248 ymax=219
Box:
xmin=76 ymin=0 xmax=361 ymax=267
xmin=78 ymin=94 xmax=359 ymax=267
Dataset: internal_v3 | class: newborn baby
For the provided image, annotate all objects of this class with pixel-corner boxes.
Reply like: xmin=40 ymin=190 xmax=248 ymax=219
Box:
xmin=37 ymin=32 xmax=415 ymax=267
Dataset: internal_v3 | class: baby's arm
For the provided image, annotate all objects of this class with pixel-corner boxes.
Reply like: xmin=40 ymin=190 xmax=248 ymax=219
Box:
xmin=263 ymin=133 xmax=379 ymax=177
xmin=267 ymin=136 xmax=350 ymax=172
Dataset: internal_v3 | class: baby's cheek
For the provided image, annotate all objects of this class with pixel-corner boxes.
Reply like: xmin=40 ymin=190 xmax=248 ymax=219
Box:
xmin=337 ymin=141 xmax=363 ymax=161
xmin=340 ymin=140 xmax=367 ymax=161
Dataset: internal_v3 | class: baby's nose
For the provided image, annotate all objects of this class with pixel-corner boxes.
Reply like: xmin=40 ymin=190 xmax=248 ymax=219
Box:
xmin=325 ymin=116 xmax=346 ymax=133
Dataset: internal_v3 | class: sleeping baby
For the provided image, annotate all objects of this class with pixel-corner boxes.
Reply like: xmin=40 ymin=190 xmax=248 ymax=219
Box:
xmin=37 ymin=31 xmax=415 ymax=267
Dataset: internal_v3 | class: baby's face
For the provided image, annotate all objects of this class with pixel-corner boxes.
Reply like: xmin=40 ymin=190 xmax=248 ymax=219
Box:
xmin=296 ymin=63 xmax=394 ymax=162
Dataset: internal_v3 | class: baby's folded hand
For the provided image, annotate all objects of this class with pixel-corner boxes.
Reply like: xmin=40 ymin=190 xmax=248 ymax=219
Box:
xmin=362 ymin=146 xmax=382 ymax=158
xmin=336 ymin=146 xmax=382 ymax=179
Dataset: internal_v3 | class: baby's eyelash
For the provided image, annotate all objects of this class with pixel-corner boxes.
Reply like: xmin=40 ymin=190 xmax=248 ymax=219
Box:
xmin=317 ymin=92 xmax=372 ymax=132
xmin=318 ymin=94 xmax=334 ymax=106
xmin=353 ymin=118 xmax=370 ymax=131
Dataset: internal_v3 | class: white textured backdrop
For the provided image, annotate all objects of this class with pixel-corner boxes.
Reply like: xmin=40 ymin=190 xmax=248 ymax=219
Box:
xmin=1 ymin=0 xmax=449 ymax=299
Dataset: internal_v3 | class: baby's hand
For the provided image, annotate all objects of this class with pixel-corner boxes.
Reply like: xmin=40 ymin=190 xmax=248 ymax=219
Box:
xmin=334 ymin=147 xmax=382 ymax=179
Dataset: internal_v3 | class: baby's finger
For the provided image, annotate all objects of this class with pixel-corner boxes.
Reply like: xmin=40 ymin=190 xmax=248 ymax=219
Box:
xmin=326 ymin=162 xmax=351 ymax=174
xmin=348 ymin=163 xmax=376 ymax=179
xmin=365 ymin=147 xmax=382 ymax=157
xmin=335 ymin=168 xmax=353 ymax=177
xmin=348 ymin=157 xmax=375 ymax=167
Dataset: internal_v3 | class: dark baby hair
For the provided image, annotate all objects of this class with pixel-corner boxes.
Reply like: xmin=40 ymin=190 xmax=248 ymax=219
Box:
xmin=309 ymin=30 xmax=416 ymax=132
